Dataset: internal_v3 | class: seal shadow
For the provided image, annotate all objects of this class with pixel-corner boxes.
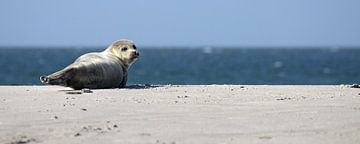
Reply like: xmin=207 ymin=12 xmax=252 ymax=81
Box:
xmin=57 ymin=84 xmax=162 ymax=93
xmin=124 ymin=84 xmax=162 ymax=89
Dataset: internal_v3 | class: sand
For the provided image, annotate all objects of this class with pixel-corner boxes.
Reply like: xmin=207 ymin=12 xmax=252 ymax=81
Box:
xmin=0 ymin=85 xmax=360 ymax=144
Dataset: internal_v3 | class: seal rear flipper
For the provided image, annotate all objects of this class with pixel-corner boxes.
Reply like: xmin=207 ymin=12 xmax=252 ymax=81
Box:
xmin=40 ymin=75 xmax=49 ymax=84
xmin=39 ymin=68 xmax=76 ymax=86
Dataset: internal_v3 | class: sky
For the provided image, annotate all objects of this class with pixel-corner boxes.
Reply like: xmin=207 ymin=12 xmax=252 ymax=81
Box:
xmin=0 ymin=0 xmax=359 ymax=47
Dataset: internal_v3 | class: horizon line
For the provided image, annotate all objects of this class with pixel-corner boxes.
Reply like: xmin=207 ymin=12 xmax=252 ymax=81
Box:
xmin=0 ymin=45 xmax=360 ymax=49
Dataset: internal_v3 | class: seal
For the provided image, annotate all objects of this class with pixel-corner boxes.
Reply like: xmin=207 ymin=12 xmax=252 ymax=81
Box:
xmin=40 ymin=39 xmax=140 ymax=90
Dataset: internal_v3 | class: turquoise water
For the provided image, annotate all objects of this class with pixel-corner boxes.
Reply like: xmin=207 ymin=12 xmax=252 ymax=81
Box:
xmin=0 ymin=48 xmax=359 ymax=85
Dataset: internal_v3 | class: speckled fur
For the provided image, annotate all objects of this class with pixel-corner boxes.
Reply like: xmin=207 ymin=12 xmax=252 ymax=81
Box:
xmin=40 ymin=39 xmax=139 ymax=90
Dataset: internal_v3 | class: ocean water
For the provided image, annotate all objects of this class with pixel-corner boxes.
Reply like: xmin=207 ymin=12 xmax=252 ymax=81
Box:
xmin=0 ymin=47 xmax=359 ymax=85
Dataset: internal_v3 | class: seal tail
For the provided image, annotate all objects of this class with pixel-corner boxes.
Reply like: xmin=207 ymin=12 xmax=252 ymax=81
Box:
xmin=40 ymin=75 xmax=50 ymax=84
xmin=39 ymin=75 xmax=65 ymax=86
xmin=40 ymin=68 xmax=75 ymax=86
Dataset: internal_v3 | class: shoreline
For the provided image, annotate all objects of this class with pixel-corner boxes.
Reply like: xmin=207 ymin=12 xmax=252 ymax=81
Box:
xmin=1 ymin=85 xmax=360 ymax=144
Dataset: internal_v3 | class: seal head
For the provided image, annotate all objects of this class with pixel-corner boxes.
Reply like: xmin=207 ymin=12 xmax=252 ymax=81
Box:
xmin=105 ymin=39 xmax=140 ymax=67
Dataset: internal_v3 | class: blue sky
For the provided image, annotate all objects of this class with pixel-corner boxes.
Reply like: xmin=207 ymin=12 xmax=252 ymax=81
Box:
xmin=0 ymin=0 xmax=359 ymax=47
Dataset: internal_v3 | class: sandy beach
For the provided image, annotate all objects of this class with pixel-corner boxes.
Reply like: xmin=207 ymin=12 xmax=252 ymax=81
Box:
xmin=0 ymin=85 xmax=360 ymax=144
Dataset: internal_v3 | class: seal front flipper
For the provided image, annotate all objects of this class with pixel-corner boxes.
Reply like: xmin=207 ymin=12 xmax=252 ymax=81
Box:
xmin=40 ymin=68 xmax=76 ymax=87
xmin=118 ymin=74 xmax=127 ymax=88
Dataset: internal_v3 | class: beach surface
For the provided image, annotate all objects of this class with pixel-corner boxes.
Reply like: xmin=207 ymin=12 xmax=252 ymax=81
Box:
xmin=1 ymin=85 xmax=360 ymax=144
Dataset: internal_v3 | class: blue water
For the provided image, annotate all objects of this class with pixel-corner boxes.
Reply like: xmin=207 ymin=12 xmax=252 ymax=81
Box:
xmin=0 ymin=47 xmax=359 ymax=85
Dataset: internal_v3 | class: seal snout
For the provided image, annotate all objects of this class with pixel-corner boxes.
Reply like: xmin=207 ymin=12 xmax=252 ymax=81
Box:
xmin=132 ymin=51 xmax=140 ymax=58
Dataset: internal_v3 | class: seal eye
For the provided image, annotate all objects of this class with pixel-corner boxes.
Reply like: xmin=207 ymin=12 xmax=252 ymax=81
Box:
xmin=133 ymin=45 xmax=137 ymax=50
xmin=121 ymin=47 xmax=128 ymax=51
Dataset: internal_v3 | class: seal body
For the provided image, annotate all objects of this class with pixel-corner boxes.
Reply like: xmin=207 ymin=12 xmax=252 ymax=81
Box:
xmin=40 ymin=39 xmax=139 ymax=90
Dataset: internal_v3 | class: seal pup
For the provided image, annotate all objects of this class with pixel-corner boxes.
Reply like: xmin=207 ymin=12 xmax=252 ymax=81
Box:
xmin=40 ymin=39 xmax=139 ymax=90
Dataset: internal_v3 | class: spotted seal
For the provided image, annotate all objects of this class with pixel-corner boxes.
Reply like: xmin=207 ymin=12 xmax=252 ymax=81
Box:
xmin=40 ymin=39 xmax=139 ymax=89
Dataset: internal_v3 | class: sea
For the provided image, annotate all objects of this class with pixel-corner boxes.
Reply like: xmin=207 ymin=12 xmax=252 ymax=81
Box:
xmin=0 ymin=47 xmax=359 ymax=85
